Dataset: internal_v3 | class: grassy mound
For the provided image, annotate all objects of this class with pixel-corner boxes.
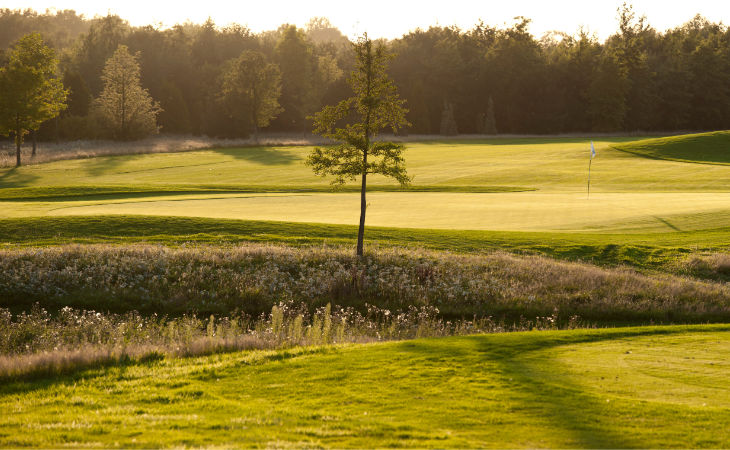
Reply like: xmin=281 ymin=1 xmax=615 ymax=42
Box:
xmin=612 ymin=131 xmax=730 ymax=164
xmin=1 ymin=326 xmax=728 ymax=448
xmin=2 ymin=242 xmax=730 ymax=323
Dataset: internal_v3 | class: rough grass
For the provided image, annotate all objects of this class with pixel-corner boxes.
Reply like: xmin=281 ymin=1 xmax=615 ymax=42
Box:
xmin=612 ymin=130 xmax=730 ymax=165
xmin=2 ymin=243 xmax=729 ymax=324
xmin=1 ymin=326 xmax=728 ymax=448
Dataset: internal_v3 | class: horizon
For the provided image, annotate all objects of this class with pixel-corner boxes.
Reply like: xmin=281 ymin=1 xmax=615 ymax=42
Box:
xmin=4 ymin=0 xmax=730 ymax=41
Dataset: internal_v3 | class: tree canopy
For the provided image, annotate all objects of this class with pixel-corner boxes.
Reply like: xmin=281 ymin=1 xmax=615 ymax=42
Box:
xmin=0 ymin=32 xmax=66 ymax=166
xmin=94 ymin=44 xmax=161 ymax=140
xmin=219 ymin=50 xmax=282 ymax=140
xmin=4 ymin=6 xmax=730 ymax=141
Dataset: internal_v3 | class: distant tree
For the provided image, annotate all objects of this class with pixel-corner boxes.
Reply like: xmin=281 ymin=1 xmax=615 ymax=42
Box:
xmin=484 ymin=96 xmax=497 ymax=134
xmin=275 ymin=25 xmax=315 ymax=131
xmin=158 ymin=80 xmax=191 ymax=133
xmin=0 ymin=33 xmax=67 ymax=166
xmin=219 ymin=50 xmax=282 ymax=141
xmin=94 ymin=45 xmax=161 ymax=140
xmin=73 ymin=14 xmax=130 ymax=95
xmin=440 ymin=101 xmax=458 ymax=135
xmin=307 ymin=34 xmax=410 ymax=256
xmin=62 ymin=70 xmax=92 ymax=116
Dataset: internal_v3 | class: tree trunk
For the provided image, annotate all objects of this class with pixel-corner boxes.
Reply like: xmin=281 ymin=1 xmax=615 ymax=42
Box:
xmin=31 ymin=130 xmax=37 ymax=157
xmin=357 ymin=157 xmax=367 ymax=257
xmin=15 ymin=114 xmax=21 ymax=167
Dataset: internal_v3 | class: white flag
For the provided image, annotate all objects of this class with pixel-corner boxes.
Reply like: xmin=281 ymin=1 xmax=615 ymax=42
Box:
xmin=590 ymin=141 xmax=596 ymax=159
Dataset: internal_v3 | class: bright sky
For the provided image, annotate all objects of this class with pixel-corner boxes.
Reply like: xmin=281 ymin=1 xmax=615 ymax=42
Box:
xmin=7 ymin=0 xmax=730 ymax=40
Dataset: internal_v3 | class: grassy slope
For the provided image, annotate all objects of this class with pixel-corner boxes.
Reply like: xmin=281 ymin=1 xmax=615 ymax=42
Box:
xmin=2 ymin=215 xmax=729 ymax=274
xmin=612 ymin=131 xmax=730 ymax=165
xmin=1 ymin=325 xmax=728 ymax=448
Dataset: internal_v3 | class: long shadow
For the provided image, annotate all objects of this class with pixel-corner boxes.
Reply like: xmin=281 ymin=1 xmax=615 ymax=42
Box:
xmin=411 ymin=136 xmax=657 ymax=147
xmin=396 ymin=326 xmax=730 ymax=448
xmin=78 ymin=146 xmax=301 ymax=178
xmin=0 ymin=167 xmax=40 ymax=188
xmin=210 ymin=147 xmax=300 ymax=165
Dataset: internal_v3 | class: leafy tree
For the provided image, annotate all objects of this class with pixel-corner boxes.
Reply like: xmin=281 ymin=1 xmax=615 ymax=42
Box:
xmin=275 ymin=25 xmax=315 ymax=131
xmin=307 ymin=35 xmax=409 ymax=256
xmin=73 ymin=14 xmax=130 ymax=95
xmin=0 ymin=32 xmax=66 ymax=166
xmin=62 ymin=70 xmax=92 ymax=116
xmin=219 ymin=50 xmax=282 ymax=141
xmin=94 ymin=45 xmax=161 ymax=140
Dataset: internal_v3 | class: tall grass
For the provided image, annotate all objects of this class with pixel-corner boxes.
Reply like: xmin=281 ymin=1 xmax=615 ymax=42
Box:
xmin=2 ymin=243 xmax=729 ymax=323
xmin=0 ymin=302 xmax=567 ymax=379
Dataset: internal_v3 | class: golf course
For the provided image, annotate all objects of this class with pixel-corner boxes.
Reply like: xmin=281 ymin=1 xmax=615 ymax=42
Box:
xmin=2 ymin=132 xmax=730 ymax=448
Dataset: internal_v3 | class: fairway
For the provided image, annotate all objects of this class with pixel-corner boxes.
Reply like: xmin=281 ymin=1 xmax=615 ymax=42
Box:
xmin=2 ymin=326 xmax=728 ymax=448
xmin=2 ymin=136 xmax=730 ymax=235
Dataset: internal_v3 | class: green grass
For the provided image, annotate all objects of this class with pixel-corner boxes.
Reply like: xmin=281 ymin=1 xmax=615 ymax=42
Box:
xmin=2 ymin=215 xmax=729 ymax=275
xmin=3 ymin=137 xmax=730 ymax=193
xmin=612 ymin=131 xmax=730 ymax=165
xmin=1 ymin=325 xmax=728 ymax=448
xmin=2 ymin=136 xmax=730 ymax=235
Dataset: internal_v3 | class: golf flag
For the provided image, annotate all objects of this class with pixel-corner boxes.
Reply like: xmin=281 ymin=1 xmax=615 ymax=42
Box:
xmin=587 ymin=141 xmax=595 ymax=199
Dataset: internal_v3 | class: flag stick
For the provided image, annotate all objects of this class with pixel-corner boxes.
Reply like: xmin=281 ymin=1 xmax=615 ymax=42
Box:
xmin=587 ymin=157 xmax=592 ymax=199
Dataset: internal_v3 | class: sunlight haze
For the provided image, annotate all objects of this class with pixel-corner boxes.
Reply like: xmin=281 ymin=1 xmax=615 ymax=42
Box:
xmin=5 ymin=0 xmax=730 ymax=39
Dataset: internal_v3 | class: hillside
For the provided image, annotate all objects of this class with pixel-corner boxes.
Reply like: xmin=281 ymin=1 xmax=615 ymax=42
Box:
xmin=612 ymin=131 xmax=730 ymax=165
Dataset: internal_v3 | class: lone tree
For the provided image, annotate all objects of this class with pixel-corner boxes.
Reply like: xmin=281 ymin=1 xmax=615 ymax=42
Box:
xmin=307 ymin=34 xmax=410 ymax=256
xmin=220 ymin=50 xmax=282 ymax=142
xmin=0 ymin=33 xmax=66 ymax=167
xmin=95 ymin=45 xmax=161 ymax=140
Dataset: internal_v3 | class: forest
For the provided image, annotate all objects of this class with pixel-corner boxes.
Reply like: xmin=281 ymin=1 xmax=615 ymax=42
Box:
xmin=1 ymin=5 xmax=730 ymax=140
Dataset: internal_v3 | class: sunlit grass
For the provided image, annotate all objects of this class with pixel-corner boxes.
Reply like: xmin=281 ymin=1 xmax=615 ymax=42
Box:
xmin=1 ymin=326 xmax=728 ymax=448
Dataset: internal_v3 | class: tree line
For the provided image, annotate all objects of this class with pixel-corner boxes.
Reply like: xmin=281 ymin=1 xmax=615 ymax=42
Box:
xmin=2 ymin=4 xmax=730 ymax=144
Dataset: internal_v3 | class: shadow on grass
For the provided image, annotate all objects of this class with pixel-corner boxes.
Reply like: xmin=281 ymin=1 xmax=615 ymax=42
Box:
xmin=77 ymin=146 xmax=300 ymax=178
xmin=0 ymin=167 xmax=40 ymax=188
xmin=211 ymin=147 xmax=300 ymax=165
xmin=396 ymin=325 xmax=730 ymax=448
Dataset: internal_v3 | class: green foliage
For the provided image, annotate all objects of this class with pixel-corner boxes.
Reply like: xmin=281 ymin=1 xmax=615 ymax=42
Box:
xmin=5 ymin=9 xmax=730 ymax=138
xmin=94 ymin=45 xmax=161 ymax=140
xmin=0 ymin=33 xmax=66 ymax=164
xmin=219 ymin=50 xmax=282 ymax=139
xmin=308 ymin=35 xmax=410 ymax=186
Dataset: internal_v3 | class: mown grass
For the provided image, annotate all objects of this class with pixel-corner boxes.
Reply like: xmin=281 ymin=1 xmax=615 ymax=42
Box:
xmin=3 ymin=137 xmax=730 ymax=193
xmin=1 ymin=325 xmax=728 ymax=448
xmin=2 ymin=215 xmax=729 ymax=278
xmin=612 ymin=130 xmax=730 ymax=165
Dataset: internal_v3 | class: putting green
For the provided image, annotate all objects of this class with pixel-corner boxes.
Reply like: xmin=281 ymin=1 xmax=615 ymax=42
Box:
xmin=19 ymin=191 xmax=730 ymax=232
